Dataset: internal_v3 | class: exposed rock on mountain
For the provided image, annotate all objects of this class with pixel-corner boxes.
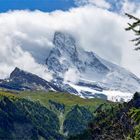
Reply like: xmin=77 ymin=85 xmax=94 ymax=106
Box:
xmin=0 ymin=67 xmax=54 ymax=91
xmin=0 ymin=31 xmax=140 ymax=102
xmin=46 ymin=31 xmax=140 ymax=101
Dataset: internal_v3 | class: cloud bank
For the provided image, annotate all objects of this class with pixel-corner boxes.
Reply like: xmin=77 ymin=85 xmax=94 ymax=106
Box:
xmin=0 ymin=3 xmax=140 ymax=80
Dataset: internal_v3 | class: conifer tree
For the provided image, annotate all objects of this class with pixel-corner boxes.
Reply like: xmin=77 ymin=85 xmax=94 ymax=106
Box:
xmin=125 ymin=13 xmax=140 ymax=50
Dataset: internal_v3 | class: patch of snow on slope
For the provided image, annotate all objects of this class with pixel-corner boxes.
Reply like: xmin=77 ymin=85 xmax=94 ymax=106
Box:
xmin=68 ymin=83 xmax=133 ymax=102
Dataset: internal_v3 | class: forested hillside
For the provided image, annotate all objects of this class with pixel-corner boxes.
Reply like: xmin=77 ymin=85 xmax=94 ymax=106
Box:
xmin=0 ymin=90 xmax=139 ymax=140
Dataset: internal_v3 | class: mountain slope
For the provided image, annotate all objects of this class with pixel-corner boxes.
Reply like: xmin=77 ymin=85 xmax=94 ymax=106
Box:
xmin=0 ymin=31 xmax=140 ymax=102
xmin=0 ymin=67 xmax=62 ymax=92
xmin=46 ymin=31 xmax=140 ymax=101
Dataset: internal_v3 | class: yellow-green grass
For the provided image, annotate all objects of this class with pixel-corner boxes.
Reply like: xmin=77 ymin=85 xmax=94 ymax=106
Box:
xmin=0 ymin=90 xmax=19 ymax=100
xmin=0 ymin=90 xmax=114 ymax=112
xmin=18 ymin=91 xmax=113 ymax=112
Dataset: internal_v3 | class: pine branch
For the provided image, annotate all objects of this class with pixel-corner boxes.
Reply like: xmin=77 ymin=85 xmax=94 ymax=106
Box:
xmin=134 ymin=46 xmax=140 ymax=50
xmin=135 ymin=40 xmax=140 ymax=46
xmin=125 ymin=13 xmax=140 ymax=21
xmin=132 ymin=37 xmax=140 ymax=42
xmin=125 ymin=13 xmax=140 ymax=48
xmin=126 ymin=21 xmax=140 ymax=31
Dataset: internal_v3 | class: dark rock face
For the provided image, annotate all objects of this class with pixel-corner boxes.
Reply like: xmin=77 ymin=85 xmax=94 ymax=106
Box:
xmin=51 ymin=77 xmax=78 ymax=94
xmin=9 ymin=67 xmax=51 ymax=90
xmin=77 ymin=82 xmax=103 ymax=92
xmin=0 ymin=67 xmax=79 ymax=96
xmin=0 ymin=67 xmax=60 ymax=92
xmin=81 ymin=91 xmax=107 ymax=100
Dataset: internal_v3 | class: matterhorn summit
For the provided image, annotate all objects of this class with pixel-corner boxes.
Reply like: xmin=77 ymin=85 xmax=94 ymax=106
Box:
xmin=45 ymin=31 xmax=140 ymax=101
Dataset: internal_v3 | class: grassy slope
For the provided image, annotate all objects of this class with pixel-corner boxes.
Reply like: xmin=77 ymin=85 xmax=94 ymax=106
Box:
xmin=18 ymin=91 xmax=113 ymax=112
xmin=0 ymin=90 xmax=20 ymax=100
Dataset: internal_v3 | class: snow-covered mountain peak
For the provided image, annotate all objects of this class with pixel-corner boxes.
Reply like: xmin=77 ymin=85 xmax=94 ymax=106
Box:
xmin=46 ymin=31 xmax=109 ymax=79
xmin=45 ymin=31 xmax=140 ymax=101
xmin=53 ymin=31 xmax=77 ymax=57
xmin=1 ymin=31 xmax=140 ymax=102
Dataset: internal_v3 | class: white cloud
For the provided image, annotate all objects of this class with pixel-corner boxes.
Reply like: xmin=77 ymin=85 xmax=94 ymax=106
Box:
xmin=121 ymin=0 xmax=140 ymax=15
xmin=0 ymin=5 xmax=139 ymax=81
xmin=74 ymin=0 xmax=111 ymax=9
xmin=0 ymin=34 xmax=53 ymax=80
xmin=0 ymin=11 xmax=54 ymax=80
xmin=64 ymin=68 xmax=80 ymax=83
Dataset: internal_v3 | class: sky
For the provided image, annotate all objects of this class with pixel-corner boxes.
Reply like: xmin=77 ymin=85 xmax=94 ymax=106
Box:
xmin=0 ymin=0 xmax=140 ymax=80
xmin=0 ymin=0 xmax=76 ymax=12
xmin=0 ymin=0 xmax=139 ymax=12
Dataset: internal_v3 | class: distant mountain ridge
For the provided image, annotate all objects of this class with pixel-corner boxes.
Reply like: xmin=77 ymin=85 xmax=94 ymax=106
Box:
xmin=0 ymin=67 xmax=78 ymax=95
xmin=0 ymin=67 xmax=55 ymax=91
xmin=0 ymin=31 xmax=140 ymax=102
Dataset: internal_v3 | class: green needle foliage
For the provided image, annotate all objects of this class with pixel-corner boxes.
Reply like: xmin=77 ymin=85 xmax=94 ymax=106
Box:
xmin=125 ymin=13 xmax=140 ymax=50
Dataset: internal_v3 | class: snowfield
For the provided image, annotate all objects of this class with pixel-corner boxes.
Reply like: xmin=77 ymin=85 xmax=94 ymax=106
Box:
xmin=68 ymin=82 xmax=133 ymax=102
